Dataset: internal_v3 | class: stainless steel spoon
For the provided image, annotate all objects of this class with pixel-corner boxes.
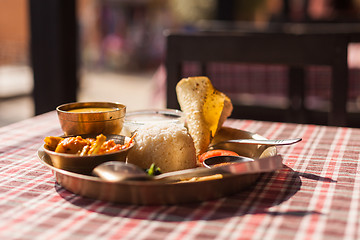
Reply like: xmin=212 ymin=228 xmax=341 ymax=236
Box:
xmin=210 ymin=137 xmax=302 ymax=149
xmin=92 ymin=155 xmax=283 ymax=183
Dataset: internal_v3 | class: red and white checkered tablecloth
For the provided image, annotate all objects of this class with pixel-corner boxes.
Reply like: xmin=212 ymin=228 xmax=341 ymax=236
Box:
xmin=1 ymin=111 xmax=360 ymax=239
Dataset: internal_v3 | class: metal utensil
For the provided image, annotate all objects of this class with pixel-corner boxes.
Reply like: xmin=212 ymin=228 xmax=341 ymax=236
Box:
xmin=202 ymin=155 xmax=254 ymax=168
xmin=92 ymin=161 xmax=150 ymax=181
xmin=92 ymin=155 xmax=283 ymax=183
xmin=210 ymin=138 xmax=302 ymax=149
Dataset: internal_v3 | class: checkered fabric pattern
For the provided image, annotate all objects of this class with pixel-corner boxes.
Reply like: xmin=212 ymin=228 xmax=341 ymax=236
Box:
xmin=1 ymin=111 xmax=360 ymax=239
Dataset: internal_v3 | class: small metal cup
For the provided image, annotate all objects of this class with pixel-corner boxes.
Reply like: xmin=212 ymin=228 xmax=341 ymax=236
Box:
xmin=56 ymin=102 xmax=126 ymax=136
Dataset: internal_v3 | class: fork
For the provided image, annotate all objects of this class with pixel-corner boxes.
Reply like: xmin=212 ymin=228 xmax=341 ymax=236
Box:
xmin=210 ymin=138 xmax=302 ymax=148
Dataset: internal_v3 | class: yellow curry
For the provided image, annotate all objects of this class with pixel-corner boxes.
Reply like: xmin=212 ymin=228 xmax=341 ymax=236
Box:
xmin=67 ymin=107 xmax=117 ymax=113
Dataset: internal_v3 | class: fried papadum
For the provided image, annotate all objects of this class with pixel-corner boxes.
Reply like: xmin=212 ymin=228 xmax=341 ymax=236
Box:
xmin=176 ymin=76 xmax=233 ymax=161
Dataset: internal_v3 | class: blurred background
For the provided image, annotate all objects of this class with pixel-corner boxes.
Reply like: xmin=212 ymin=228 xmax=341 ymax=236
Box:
xmin=1 ymin=0 xmax=360 ymax=126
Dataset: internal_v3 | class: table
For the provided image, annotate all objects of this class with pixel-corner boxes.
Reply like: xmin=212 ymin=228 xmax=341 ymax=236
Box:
xmin=1 ymin=111 xmax=360 ymax=239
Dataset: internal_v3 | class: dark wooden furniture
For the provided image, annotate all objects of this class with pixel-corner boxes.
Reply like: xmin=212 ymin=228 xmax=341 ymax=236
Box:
xmin=165 ymin=30 xmax=359 ymax=126
xmin=29 ymin=0 xmax=78 ymax=115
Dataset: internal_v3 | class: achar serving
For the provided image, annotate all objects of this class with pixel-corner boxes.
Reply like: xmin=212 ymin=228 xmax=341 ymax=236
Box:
xmin=44 ymin=134 xmax=134 ymax=156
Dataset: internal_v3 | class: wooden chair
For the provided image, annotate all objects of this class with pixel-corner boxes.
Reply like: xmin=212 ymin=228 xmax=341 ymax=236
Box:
xmin=165 ymin=30 xmax=356 ymax=126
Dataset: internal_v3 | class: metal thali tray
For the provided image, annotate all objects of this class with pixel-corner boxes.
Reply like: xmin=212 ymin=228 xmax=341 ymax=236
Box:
xmin=37 ymin=127 xmax=277 ymax=205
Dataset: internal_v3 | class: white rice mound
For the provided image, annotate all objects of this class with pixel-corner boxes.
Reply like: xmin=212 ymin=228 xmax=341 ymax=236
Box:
xmin=126 ymin=122 xmax=197 ymax=173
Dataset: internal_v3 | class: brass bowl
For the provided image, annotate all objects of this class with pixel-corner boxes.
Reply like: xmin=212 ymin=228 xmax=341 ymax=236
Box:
xmin=43 ymin=134 xmax=134 ymax=175
xmin=56 ymin=102 xmax=126 ymax=136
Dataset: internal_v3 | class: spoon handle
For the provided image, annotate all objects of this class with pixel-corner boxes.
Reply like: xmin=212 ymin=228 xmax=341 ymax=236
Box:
xmin=221 ymin=138 xmax=302 ymax=146
xmin=154 ymin=155 xmax=283 ymax=182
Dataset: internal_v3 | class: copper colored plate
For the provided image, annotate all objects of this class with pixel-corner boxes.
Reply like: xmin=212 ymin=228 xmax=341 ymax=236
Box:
xmin=37 ymin=127 xmax=277 ymax=205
